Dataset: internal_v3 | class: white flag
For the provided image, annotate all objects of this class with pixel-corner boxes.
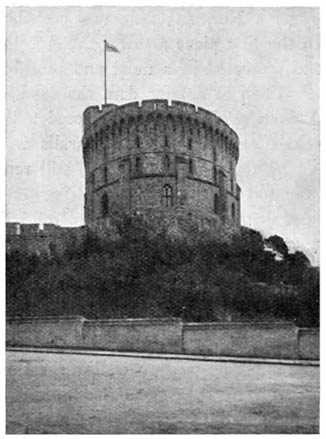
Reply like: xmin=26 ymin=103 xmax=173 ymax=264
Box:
xmin=105 ymin=41 xmax=119 ymax=53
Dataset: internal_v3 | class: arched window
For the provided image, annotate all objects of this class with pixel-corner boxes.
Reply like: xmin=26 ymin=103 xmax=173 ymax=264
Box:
xmin=230 ymin=177 xmax=234 ymax=194
xmin=136 ymin=136 xmax=140 ymax=148
xmin=188 ymin=138 xmax=192 ymax=150
xmin=101 ymin=193 xmax=109 ymax=217
xmin=162 ymin=184 xmax=173 ymax=207
xmin=213 ymin=147 xmax=217 ymax=162
xmin=103 ymin=166 xmax=108 ymax=183
xmin=214 ymin=194 xmax=219 ymax=215
xmin=231 ymin=202 xmax=236 ymax=220
xmin=135 ymin=156 xmax=142 ymax=174
xmin=164 ymin=135 xmax=168 ymax=148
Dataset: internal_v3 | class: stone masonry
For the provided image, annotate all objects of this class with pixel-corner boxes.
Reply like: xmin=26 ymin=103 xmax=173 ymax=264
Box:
xmin=82 ymin=99 xmax=241 ymax=238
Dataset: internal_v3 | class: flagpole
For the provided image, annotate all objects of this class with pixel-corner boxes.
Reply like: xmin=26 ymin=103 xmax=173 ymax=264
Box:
xmin=104 ymin=40 xmax=107 ymax=104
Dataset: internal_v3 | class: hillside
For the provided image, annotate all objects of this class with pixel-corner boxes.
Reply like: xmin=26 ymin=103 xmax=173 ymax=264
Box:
xmin=6 ymin=215 xmax=319 ymax=327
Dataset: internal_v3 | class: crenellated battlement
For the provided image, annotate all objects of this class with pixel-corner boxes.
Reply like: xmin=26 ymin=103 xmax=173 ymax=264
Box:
xmin=82 ymin=99 xmax=239 ymax=146
xmin=6 ymin=222 xmax=85 ymax=238
xmin=6 ymin=222 xmax=87 ymax=257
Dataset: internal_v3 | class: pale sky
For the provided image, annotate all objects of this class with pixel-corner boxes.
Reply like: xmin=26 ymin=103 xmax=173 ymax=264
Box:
xmin=6 ymin=7 xmax=319 ymax=264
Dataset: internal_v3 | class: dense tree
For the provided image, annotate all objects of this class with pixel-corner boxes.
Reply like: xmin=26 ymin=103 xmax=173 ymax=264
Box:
xmin=6 ymin=216 xmax=319 ymax=327
xmin=264 ymin=235 xmax=289 ymax=258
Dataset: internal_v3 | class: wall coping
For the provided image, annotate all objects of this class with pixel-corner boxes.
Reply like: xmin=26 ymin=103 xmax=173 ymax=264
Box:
xmin=6 ymin=317 xmax=303 ymax=330
xmin=6 ymin=316 xmax=86 ymax=324
xmin=183 ymin=321 xmax=297 ymax=330
xmin=298 ymin=328 xmax=319 ymax=335
xmin=83 ymin=318 xmax=182 ymax=327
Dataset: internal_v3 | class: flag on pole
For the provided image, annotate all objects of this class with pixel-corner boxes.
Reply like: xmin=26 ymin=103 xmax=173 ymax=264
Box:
xmin=105 ymin=41 xmax=120 ymax=53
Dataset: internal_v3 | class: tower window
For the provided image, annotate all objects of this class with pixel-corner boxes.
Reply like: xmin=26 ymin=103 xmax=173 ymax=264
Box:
xmin=101 ymin=193 xmax=109 ymax=217
xmin=104 ymin=166 xmax=108 ymax=183
xmin=188 ymin=138 xmax=192 ymax=150
xmin=213 ymin=147 xmax=217 ymax=162
xmin=230 ymin=177 xmax=234 ymax=194
xmin=219 ymin=170 xmax=225 ymax=190
xmin=135 ymin=156 xmax=142 ymax=174
xmin=164 ymin=154 xmax=170 ymax=171
xmin=214 ymin=194 xmax=219 ymax=215
xmin=213 ymin=166 xmax=217 ymax=184
xmin=188 ymin=158 xmax=193 ymax=175
xmin=164 ymin=135 xmax=168 ymax=148
xmin=232 ymin=203 xmax=236 ymax=220
xmin=136 ymin=136 xmax=140 ymax=148
xmin=162 ymin=184 xmax=173 ymax=207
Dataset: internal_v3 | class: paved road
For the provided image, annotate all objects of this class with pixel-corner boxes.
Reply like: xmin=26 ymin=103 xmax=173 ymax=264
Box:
xmin=6 ymin=351 xmax=319 ymax=434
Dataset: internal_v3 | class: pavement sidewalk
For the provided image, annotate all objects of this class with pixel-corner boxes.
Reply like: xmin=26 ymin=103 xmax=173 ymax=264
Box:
xmin=6 ymin=346 xmax=319 ymax=366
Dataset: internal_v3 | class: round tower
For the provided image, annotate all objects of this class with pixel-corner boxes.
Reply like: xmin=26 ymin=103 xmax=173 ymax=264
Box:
xmin=82 ymin=99 xmax=241 ymax=237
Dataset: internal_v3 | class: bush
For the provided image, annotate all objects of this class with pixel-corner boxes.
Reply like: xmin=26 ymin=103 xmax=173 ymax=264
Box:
xmin=6 ymin=217 xmax=319 ymax=326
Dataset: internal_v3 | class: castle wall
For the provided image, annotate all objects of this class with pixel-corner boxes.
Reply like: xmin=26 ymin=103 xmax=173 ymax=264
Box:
xmin=82 ymin=99 xmax=241 ymax=237
xmin=6 ymin=222 xmax=86 ymax=256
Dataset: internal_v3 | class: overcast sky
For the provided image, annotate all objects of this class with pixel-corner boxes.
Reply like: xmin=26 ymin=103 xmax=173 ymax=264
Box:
xmin=6 ymin=7 xmax=319 ymax=264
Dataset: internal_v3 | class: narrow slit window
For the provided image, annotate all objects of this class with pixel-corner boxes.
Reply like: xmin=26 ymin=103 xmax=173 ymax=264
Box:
xmin=162 ymin=184 xmax=173 ymax=207
xmin=188 ymin=158 xmax=193 ymax=175
xmin=232 ymin=203 xmax=236 ymax=220
xmin=214 ymin=194 xmax=219 ymax=215
xmin=213 ymin=166 xmax=217 ymax=184
xmin=164 ymin=154 xmax=170 ymax=171
xmin=135 ymin=156 xmax=142 ymax=174
xmin=101 ymin=193 xmax=109 ymax=217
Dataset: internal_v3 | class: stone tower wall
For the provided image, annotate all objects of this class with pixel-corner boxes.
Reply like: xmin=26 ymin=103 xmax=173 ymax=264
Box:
xmin=82 ymin=99 xmax=241 ymax=236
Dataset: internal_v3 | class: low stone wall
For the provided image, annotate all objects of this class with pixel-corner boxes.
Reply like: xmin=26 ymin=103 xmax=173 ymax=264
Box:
xmin=6 ymin=316 xmax=85 ymax=348
xmin=298 ymin=328 xmax=319 ymax=360
xmin=183 ymin=322 xmax=299 ymax=359
xmin=6 ymin=317 xmax=319 ymax=360
xmin=81 ymin=318 xmax=183 ymax=353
